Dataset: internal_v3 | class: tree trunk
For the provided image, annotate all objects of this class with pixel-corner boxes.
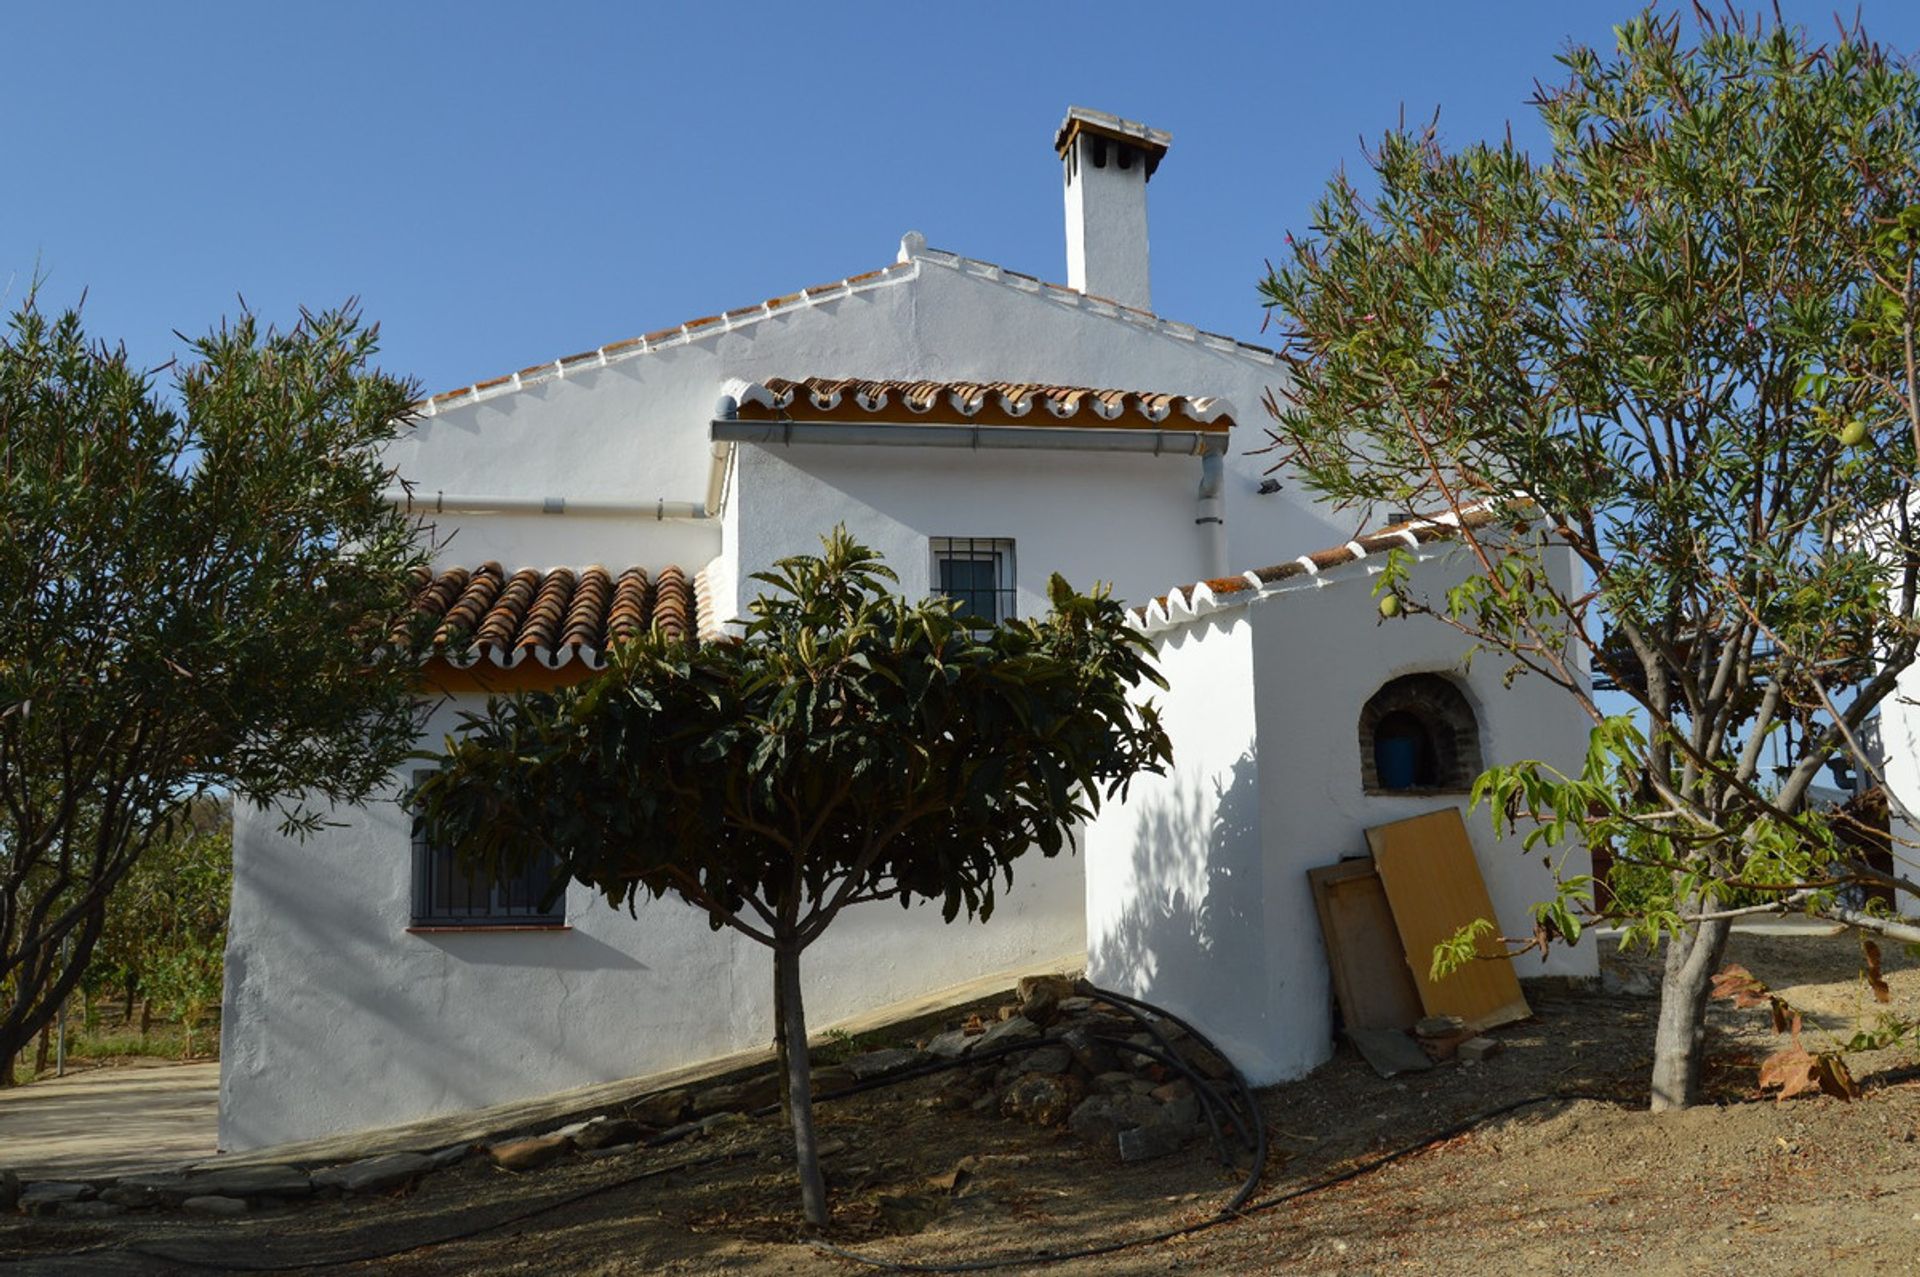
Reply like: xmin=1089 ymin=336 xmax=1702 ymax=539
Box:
xmin=1649 ymin=915 xmax=1732 ymax=1110
xmin=774 ymin=943 xmax=829 ymax=1228
xmin=140 ymin=1000 xmax=152 ymax=1039
xmin=773 ymin=955 xmax=792 ymax=1116
xmin=124 ymin=978 xmax=136 ymax=1024
xmin=33 ymin=1022 xmax=52 ymax=1079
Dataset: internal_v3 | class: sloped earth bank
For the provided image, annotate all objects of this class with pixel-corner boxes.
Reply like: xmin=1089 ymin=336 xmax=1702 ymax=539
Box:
xmin=5 ymin=930 xmax=1919 ymax=1275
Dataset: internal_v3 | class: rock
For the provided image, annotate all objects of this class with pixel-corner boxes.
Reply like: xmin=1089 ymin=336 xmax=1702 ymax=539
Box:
xmin=969 ymin=1092 xmax=998 ymax=1115
xmin=313 ymin=1152 xmax=435 ymax=1194
xmin=975 ymin=1016 xmax=1041 ymax=1054
xmin=1058 ymin=1026 xmax=1118 ymax=1076
xmin=1121 ymin=1033 xmax=1161 ymax=1073
xmin=874 ymin=1189 xmax=947 ymax=1235
xmin=1016 ymin=974 xmax=1077 ymax=1004
xmin=631 ymin=1089 xmax=690 ymax=1127
xmin=1057 ymin=996 xmax=1095 ymax=1015
xmin=926 ymin=1029 xmax=975 ymax=1060
xmin=1160 ymin=1092 xmax=1202 ymax=1130
xmin=809 ymin=1066 xmax=854 ymax=1097
xmin=1090 ymin=1070 xmax=1138 ymax=1094
xmin=20 ymin=1182 xmax=92 ymax=1215
xmin=111 ymin=1172 xmax=190 ymax=1207
xmin=1018 ymin=985 xmax=1062 ymax=1027
xmin=1149 ymin=1079 xmax=1194 ymax=1104
xmin=1067 ymin=1094 xmax=1162 ymax=1151
xmin=1172 ymin=1037 xmax=1234 ymax=1081
xmin=924 ymin=1070 xmax=980 ymax=1111
xmin=0 ymin=1170 xmax=17 ymax=1212
xmin=693 ymin=1072 xmax=781 ymax=1117
xmin=1000 ymin=1072 xmax=1087 ymax=1127
xmin=486 ymin=1134 xmax=572 ymax=1172
xmin=575 ymin=1118 xmax=647 ymax=1152
xmin=1414 ymin=1015 xmax=1468 ymax=1039
xmin=1018 ymin=1045 xmax=1073 ymax=1075
xmin=182 ymin=1165 xmax=314 ymax=1200
xmin=427 ymin=1142 xmax=473 ymax=1171
xmin=182 ymin=1195 xmax=249 ymax=1216
xmin=696 ymin=1111 xmax=749 ymax=1134
xmin=925 ymin=1163 xmax=977 ymax=1197
xmin=56 ymin=1200 xmax=127 ymax=1218
xmin=1118 ymin=1121 xmax=1189 ymax=1164
xmin=844 ymin=1047 xmax=926 ymax=1081
xmin=101 ymin=1185 xmax=159 ymax=1208
xmin=1458 ymin=1036 xmax=1503 ymax=1063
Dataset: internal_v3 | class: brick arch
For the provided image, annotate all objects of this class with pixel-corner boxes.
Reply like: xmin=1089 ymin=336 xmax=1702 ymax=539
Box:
xmin=1358 ymin=672 xmax=1483 ymax=794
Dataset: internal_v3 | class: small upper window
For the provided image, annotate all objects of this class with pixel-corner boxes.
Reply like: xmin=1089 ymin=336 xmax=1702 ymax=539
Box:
xmin=410 ymin=771 xmax=566 ymax=928
xmin=1358 ymin=674 xmax=1482 ymax=794
xmin=931 ymin=537 xmax=1016 ymax=627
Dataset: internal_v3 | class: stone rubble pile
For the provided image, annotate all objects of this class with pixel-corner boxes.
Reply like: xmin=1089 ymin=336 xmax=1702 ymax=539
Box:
xmin=900 ymin=975 xmax=1231 ymax=1164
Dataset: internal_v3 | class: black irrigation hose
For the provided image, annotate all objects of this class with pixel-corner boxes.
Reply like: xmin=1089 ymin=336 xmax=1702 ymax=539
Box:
xmin=1085 ymin=980 xmax=1269 ymax=1200
xmin=808 ymin=1090 xmax=1630 ymax=1273
xmin=1083 ymin=982 xmax=1265 ymax=1153
xmin=69 ymin=984 xmax=1521 ymax=1276
xmin=1084 ymin=1032 xmax=1236 ymax=1165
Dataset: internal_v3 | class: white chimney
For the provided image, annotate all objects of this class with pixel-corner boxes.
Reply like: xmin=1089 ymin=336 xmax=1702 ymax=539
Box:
xmin=1056 ymin=107 xmax=1171 ymax=312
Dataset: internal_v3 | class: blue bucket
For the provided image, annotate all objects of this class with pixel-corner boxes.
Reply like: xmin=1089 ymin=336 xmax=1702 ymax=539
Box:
xmin=1376 ymin=737 xmax=1420 ymax=790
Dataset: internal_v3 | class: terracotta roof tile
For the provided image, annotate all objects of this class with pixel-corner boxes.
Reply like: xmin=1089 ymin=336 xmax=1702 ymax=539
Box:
xmin=408 ymin=561 xmax=699 ymax=670
xmin=1136 ymin=507 xmax=1510 ymax=632
xmin=736 ymin=376 xmax=1234 ymax=432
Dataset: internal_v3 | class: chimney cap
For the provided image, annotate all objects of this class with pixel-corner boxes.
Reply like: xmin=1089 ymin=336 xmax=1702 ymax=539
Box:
xmin=1054 ymin=107 xmax=1172 ymax=177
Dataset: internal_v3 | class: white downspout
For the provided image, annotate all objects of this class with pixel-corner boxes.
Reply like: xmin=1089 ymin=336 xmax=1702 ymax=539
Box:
xmin=1196 ymin=450 xmax=1226 ymax=577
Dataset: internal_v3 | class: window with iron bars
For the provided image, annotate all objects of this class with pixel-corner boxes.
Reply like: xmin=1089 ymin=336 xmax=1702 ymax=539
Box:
xmin=930 ymin=537 xmax=1016 ymax=627
xmin=410 ymin=771 xmax=567 ymax=928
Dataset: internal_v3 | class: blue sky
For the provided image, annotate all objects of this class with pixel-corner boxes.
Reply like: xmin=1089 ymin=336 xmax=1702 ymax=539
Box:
xmin=10 ymin=2 xmax=1920 ymax=398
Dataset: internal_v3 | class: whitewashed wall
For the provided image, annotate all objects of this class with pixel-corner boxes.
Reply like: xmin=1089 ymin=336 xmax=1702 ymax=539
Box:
xmin=221 ymin=698 xmax=1087 ymax=1150
xmin=221 ymin=238 xmax=1336 ymax=1149
xmin=732 ymin=444 xmax=1212 ymax=622
xmin=1084 ymin=546 xmax=1597 ymax=1087
xmin=1876 ymin=666 xmax=1920 ymax=916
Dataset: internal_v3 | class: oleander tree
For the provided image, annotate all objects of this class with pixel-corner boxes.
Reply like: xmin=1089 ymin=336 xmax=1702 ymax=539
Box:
xmin=0 ymin=296 xmax=428 ymax=1082
xmin=1258 ymin=10 xmax=1920 ymax=1109
xmin=413 ymin=530 xmax=1169 ymax=1226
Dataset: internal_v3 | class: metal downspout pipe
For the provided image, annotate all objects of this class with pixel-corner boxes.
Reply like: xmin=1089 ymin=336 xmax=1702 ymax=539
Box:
xmin=1196 ymin=449 xmax=1227 ymax=578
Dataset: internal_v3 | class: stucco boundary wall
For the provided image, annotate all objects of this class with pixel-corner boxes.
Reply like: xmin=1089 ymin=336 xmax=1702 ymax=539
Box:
xmin=1083 ymin=543 xmax=1599 ymax=1087
xmin=219 ymin=730 xmax=1088 ymax=1152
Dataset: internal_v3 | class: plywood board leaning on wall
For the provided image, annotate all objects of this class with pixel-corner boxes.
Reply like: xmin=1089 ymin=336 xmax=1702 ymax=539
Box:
xmin=1366 ymin=808 xmax=1530 ymax=1033
xmin=1306 ymin=858 xmax=1423 ymax=1033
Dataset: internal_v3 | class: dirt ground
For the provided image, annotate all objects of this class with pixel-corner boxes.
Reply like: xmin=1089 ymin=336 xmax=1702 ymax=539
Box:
xmin=7 ymin=928 xmax=1920 ymax=1276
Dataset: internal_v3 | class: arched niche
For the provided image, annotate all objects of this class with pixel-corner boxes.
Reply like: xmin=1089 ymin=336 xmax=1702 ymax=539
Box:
xmin=1358 ymin=672 xmax=1483 ymax=794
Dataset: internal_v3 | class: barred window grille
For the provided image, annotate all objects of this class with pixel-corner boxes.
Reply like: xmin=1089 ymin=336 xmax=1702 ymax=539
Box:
xmin=930 ymin=537 xmax=1016 ymax=626
xmin=410 ymin=771 xmax=566 ymax=927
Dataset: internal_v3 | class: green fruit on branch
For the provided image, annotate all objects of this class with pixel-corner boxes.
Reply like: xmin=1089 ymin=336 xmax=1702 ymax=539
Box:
xmin=1838 ymin=419 xmax=1868 ymax=447
xmin=1379 ymin=593 xmax=1403 ymax=618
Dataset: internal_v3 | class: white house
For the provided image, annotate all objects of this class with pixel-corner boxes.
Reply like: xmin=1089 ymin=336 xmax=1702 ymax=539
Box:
xmin=219 ymin=109 xmax=1595 ymax=1151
